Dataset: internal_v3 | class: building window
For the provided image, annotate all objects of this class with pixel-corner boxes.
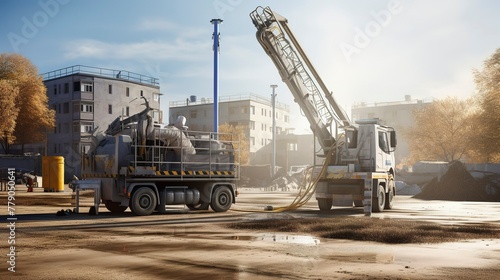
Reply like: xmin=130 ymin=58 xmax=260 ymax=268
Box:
xmin=241 ymin=107 xmax=248 ymax=114
xmin=63 ymin=123 xmax=69 ymax=134
xmin=140 ymin=90 xmax=143 ymax=97
xmin=250 ymin=121 xmax=255 ymax=130
xmin=250 ymin=106 xmax=255 ymax=115
xmin=81 ymin=122 xmax=94 ymax=134
xmin=250 ymin=137 xmax=255 ymax=146
xmin=190 ymin=110 xmax=197 ymax=118
xmin=108 ymin=84 xmax=112 ymax=94
xmin=53 ymin=85 xmax=57 ymax=95
xmin=153 ymin=93 xmax=159 ymax=101
xmin=284 ymin=115 xmax=289 ymax=123
xmin=108 ymin=105 xmax=112 ymax=114
xmin=81 ymin=103 xmax=93 ymax=112
xmin=126 ymin=87 xmax=130 ymax=97
xmin=63 ymin=102 xmax=69 ymax=114
xmin=64 ymin=83 xmax=69 ymax=93
xmin=126 ymin=106 xmax=129 ymax=116
xmin=82 ymin=83 xmax=93 ymax=92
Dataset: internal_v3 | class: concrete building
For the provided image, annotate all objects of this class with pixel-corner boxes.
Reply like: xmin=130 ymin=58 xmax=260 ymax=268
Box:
xmin=351 ymin=95 xmax=432 ymax=165
xmin=169 ymin=93 xmax=297 ymax=164
xmin=42 ymin=65 xmax=162 ymax=178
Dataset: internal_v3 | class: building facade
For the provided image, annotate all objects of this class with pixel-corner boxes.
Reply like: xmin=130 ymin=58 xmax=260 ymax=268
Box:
xmin=169 ymin=93 xmax=294 ymax=164
xmin=43 ymin=65 xmax=162 ymax=178
xmin=351 ymin=95 xmax=432 ymax=165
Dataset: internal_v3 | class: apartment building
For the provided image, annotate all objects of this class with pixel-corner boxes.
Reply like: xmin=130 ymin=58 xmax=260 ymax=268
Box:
xmin=43 ymin=65 xmax=162 ymax=178
xmin=169 ymin=93 xmax=291 ymax=164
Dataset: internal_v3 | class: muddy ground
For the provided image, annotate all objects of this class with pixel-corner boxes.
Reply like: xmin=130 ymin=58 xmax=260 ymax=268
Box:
xmin=1 ymin=185 xmax=500 ymax=279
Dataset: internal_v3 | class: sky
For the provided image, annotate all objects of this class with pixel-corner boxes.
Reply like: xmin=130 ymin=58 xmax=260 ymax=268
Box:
xmin=1 ymin=0 xmax=499 ymax=134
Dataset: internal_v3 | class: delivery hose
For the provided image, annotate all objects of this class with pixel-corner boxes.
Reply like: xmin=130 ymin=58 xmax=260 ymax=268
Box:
xmin=232 ymin=139 xmax=341 ymax=213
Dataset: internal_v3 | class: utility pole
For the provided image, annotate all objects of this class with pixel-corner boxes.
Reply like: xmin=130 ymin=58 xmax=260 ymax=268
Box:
xmin=211 ymin=19 xmax=222 ymax=135
xmin=271 ymin=84 xmax=278 ymax=176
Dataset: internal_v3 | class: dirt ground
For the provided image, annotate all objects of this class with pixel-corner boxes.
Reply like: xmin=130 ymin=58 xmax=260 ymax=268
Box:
xmin=1 ymin=185 xmax=500 ymax=279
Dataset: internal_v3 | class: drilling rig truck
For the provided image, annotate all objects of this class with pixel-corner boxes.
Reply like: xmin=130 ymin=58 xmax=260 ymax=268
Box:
xmin=250 ymin=6 xmax=397 ymax=212
xmin=71 ymin=98 xmax=239 ymax=216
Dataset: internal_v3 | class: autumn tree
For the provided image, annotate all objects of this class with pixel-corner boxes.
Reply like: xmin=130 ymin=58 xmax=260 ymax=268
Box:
xmin=0 ymin=53 xmax=55 ymax=154
xmin=0 ymin=80 xmax=20 ymax=153
xmin=404 ymin=97 xmax=474 ymax=163
xmin=218 ymin=123 xmax=250 ymax=165
xmin=472 ymin=48 xmax=500 ymax=162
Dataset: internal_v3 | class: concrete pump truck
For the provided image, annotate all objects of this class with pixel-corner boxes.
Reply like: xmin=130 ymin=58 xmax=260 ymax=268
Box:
xmin=71 ymin=97 xmax=239 ymax=215
xmin=250 ymin=6 xmax=397 ymax=212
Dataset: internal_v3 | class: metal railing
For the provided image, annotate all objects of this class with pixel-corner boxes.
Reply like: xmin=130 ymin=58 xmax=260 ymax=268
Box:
xmin=169 ymin=93 xmax=289 ymax=111
xmin=131 ymin=129 xmax=240 ymax=180
xmin=42 ymin=65 xmax=159 ymax=86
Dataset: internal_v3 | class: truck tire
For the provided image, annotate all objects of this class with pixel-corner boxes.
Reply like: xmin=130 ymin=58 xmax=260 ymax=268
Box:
xmin=317 ymin=198 xmax=332 ymax=211
xmin=372 ymin=187 xmax=385 ymax=213
xmin=210 ymin=186 xmax=232 ymax=212
xmin=104 ymin=200 xmax=128 ymax=213
xmin=353 ymin=200 xmax=364 ymax=207
xmin=187 ymin=202 xmax=209 ymax=211
xmin=130 ymin=187 xmax=157 ymax=216
xmin=384 ymin=186 xmax=394 ymax=210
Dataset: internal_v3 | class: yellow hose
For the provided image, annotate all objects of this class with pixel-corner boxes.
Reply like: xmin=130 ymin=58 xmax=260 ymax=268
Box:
xmin=233 ymin=139 xmax=340 ymax=213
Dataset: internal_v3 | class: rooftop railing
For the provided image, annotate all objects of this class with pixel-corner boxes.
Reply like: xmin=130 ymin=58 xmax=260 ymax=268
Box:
xmin=169 ymin=93 xmax=290 ymax=111
xmin=42 ymin=65 xmax=159 ymax=86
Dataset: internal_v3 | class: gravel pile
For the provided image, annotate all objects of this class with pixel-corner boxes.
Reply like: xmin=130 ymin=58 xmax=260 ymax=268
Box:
xmin=413 ymin=161 xmax=500 ymax=201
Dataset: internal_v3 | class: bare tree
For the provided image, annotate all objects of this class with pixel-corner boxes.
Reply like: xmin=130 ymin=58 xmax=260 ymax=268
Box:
xmin=0 ymin=53 xmax=55 ymax=154
xmin=473 ymin=48 xmax=500 ymax=162
xmin=405 ymin=97 xmax=474 ymax=163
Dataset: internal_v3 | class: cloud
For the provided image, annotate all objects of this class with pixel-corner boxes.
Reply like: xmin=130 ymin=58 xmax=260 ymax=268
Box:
xmin=136 ymin=19 xmax=177 ymax=32
xmin=63 ymin=38 xmax=210 ymax=61
xmin=136 ymin=18 xmax=207 ymax=38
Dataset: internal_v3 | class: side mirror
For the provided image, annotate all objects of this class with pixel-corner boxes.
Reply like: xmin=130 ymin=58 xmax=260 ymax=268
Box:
xmin=390 ymin=130 xmax=397 ymax=148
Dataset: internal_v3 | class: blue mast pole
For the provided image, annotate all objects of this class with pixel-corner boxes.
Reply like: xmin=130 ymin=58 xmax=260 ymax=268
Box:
xmin=211 ymin=19 xmax=222 ymax=135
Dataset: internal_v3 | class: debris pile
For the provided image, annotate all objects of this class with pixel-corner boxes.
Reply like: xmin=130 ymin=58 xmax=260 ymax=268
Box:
xmin=413 ymin=161 xmax=500 ymax=201
xmin=240 ymin=166 xmax=306 ymax=191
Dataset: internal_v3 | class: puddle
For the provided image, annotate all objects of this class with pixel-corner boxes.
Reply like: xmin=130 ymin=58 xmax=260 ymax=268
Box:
xmin=231 ymin=233 xmax=320 ymax=245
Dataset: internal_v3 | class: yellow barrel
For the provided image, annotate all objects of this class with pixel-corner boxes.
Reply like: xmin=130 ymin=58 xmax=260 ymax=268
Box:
xmin=42 ymin=156 xmax=65 ymax=192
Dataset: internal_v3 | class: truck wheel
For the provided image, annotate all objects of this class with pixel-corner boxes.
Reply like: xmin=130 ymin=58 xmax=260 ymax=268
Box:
xmin=384 ymin=186 xmax=394 ymax=210
xmin=317 ymin=198 xmax=332 ymax=211
xmin=130 ymin=187 xmax=157 ymax=216
xmin=104 ymin=200 xmax=128 ymax=213
xmin=187 ymin=202 xmax=209 ymax=211
xmin=210 ymin=186 xmax=233 ymax=212
xmin=353 ymin=200 xmax=364 ymax=207
xmin=372 ymin=187 xmax=385 ymax=213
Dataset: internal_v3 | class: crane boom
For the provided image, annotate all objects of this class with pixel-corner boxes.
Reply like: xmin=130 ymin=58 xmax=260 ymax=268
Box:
xmin=250 ymin=6 xmax=351 ymax=153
